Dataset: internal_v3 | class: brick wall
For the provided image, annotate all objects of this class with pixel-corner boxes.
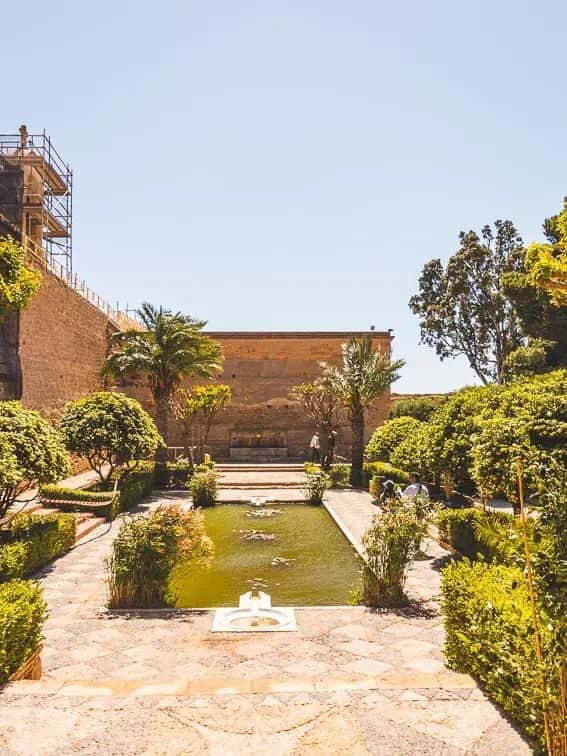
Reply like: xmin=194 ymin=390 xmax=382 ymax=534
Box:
xmin=17 ymin=260 xmax=113 ymax=413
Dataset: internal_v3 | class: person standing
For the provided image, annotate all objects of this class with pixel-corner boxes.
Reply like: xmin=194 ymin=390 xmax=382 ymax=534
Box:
xmin=309 ymin=432 xmax=321 ymax=463
xmin=322 ymin=429 xmax=337 ymax=471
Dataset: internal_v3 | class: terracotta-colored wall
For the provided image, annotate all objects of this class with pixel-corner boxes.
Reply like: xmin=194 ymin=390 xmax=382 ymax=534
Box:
xmin=18 ymin=261 xmax=112 ymax=413
xmin=127 ymin=332 xmax=393 ymax=460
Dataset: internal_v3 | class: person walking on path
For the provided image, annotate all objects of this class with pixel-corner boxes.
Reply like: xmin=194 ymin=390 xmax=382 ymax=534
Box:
xmin=402 ymin=472 xmax=429 ymax=501
xmin=309 ymin=432 xmax=321 ymax=463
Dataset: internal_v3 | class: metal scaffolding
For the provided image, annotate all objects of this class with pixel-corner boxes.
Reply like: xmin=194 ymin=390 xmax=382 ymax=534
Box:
xmin=0 ymin=125 xmax=73 ymax=273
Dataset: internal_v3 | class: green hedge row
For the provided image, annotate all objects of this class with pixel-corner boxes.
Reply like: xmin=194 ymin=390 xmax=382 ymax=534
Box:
xmin=116 ymin=469 xmax=155 ymax=514
xmin=0 ymin=580 xmax=46 ymax=685
xmin=436 ymin=508 xmax=513 ymax=562
xmin=153 ymin=463 xmax=192 ymax=489
xmin=40 ymin=484 xmax=113 ymax=503
xmin=441 ymin=560 xmax=554 ymax=751
xmin=0 ymin=512 xmax=76 ymax=581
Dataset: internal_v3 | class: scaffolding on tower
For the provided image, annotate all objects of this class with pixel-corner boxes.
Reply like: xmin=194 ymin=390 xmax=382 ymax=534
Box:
xmin=0 ymin=125 xmax=73 ymax=273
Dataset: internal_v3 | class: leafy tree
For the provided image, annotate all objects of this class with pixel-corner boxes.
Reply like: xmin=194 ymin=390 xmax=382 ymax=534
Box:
xmin=409 ymin=221 xmax=525 ymax=384
xmin=389 ymin=395 xmax=446 ymax=422
xmin=470 ymin=371 xmax=567 ymax=507
xmin=324 ymin=337 xmax=404 ymax=487
xmin=0 ymin=236 xmax=41 ymax=320
xmin=366 ymin=416 xmax=422 ymax=463
xmin=290 ymin=373 xmax=342 ymax=462
xmin=0 ymin=402 xmax=70 ymax=521
xmin=390 ymin=421 xmax=434 ymax=481
xmin=172 ymin=384 xmax=231 ymax=463
xmin=525 ymin=198 xmax=567 ymax=306
xmin=102 ymin=303 xmax=222 ymax=461
xmin=60 ymin=392 xmax=162 ymax=482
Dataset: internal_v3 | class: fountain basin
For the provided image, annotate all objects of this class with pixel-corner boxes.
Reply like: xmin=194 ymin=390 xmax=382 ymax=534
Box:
xmin=211 ymin=591 xmax=297 ymax=632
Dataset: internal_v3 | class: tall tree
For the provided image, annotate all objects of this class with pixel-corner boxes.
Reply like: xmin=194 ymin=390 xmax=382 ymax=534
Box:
xmin=289 ymin=373 xmax=342 ymax=464
xmin=102 ymin=303 xmax=222 ymax=461
xmin=503 ymin=201 xmax=567 ymax=370
xmin=409 ymin=221 xmax=525 ymax=384
xmin=325 ymin=337 xmax=404 ymax=487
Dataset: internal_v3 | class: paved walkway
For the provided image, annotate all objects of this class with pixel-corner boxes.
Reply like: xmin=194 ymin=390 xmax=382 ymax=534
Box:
xmin=0 ymin=489 xmax=530 ymax=755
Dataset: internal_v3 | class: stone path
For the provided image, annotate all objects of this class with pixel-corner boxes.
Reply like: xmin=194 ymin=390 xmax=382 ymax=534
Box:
xmin=0 ymin=489 xmax=530 ymax=755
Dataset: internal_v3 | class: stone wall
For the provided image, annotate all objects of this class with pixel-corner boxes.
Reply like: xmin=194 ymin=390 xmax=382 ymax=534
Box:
xmin=127 ymin=332 xmax=393 ymax=460
xmin=16 ymin=259 xmax=113 ymax=413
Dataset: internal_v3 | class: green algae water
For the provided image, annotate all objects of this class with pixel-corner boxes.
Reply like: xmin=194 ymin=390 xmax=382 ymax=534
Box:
xmin=169 ymin=503 xmax=362 ymax=607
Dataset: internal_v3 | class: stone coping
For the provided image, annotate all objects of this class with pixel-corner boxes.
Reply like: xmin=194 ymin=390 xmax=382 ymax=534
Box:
xmin=8 ymin=670 xmax=475 ymax=697
xmin=204 ymin=330 xmax=392 ymax=339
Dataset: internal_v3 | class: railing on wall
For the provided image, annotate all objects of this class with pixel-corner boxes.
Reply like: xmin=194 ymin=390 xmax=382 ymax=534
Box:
xmin=21 ymin=235 xmax=141 ymax=331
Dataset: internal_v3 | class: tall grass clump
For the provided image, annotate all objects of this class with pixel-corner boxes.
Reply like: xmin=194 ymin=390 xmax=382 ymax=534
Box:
xmin=361 ymin=501 xmax=427 ymax=606
xmin=105 ymin=504 xmax=212 ymax=608
xmin=189 ymin=470 xmax=218 ymax=507
xmin=304 ymin=472 xmax=330 ymax=505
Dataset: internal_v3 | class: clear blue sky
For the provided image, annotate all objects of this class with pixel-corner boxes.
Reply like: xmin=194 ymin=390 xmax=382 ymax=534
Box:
xmin=3 ymin=1 xmax=566 ymax=393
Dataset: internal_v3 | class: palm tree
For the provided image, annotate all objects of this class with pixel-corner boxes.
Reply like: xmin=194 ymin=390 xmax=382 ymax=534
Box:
xmin=102 ymin=303 xmax=222 ymax=462
xmin=325 ymin=336 xmax=404 ymax=487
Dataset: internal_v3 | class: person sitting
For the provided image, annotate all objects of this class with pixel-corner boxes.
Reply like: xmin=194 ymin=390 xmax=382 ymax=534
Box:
xmin=402 ymin=472 xmax=429 ymax=501
xmin=379 ymin=479 xmax=401 ymax=507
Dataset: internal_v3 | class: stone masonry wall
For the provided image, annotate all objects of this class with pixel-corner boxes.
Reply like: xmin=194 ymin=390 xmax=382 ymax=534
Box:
xmin=125 ymin=332 xmax=393 ymax=460
xmin=17 ymin=260 xmax=113 ymax=413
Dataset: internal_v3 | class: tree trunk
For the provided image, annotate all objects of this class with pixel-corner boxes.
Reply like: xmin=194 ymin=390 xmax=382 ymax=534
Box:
xmin=155 ymin=394 xmax=169 ymax=465
xmin=350 ymin=410 xmax=365 ymax=488
xmin=319 ymin=425 xmax=329 ymax=470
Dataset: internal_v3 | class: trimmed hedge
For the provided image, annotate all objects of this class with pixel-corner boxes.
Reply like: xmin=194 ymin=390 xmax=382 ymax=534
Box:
xmin=436 ymin=508 xmax=513 ymax=562
xmin=441 ymin=560 xmax=554 ymax=750
xmin=153 ymin=463 xmax=191 ymax=490
xmin=115 ymin=469 xmax=155 ymax=514
xmin=40 ymin=484 xmax=112 ymax=503
xmin=0 ymin=580 xmax=46 ymax=685
xmin=1 ymin=512 xmax=76 ymax=579
xmin=0 ymin=542 xmax=27 ymax=581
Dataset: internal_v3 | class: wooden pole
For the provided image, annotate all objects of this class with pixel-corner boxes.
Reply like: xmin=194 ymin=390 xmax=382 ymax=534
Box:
xmin=517 ymin=462 xmax=553 ymax=754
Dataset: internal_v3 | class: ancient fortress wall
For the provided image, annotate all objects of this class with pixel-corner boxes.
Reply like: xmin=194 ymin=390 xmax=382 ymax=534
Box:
xmin=17 ymin=259 xmax=113 ymax=412
xmin=126 ymin=332 xmax=393 ymax=460
xmin=6 ymin=267 xmax=392 ymax=459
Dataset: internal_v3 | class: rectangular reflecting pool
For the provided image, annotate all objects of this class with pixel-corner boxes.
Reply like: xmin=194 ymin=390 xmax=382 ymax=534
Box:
xmin=168 ymin=503 xmax=362 ymax=607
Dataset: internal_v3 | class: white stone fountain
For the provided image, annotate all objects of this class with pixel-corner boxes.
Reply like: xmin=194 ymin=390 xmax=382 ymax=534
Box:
xmin=212 ymin=591 xmax=297 ymax=633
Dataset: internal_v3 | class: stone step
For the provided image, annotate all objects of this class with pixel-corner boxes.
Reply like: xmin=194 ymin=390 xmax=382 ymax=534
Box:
xmin=75 ymin=515 xmax=107 ymax=542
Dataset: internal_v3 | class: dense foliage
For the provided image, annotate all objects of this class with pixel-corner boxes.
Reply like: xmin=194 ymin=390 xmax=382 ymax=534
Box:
xmin=1 ymin=512 xmax=76 ymax=578
xmin=60 ymin=392 xmax=161 ymax=483
xmin=389 ymin=395 xmax=446 ymax=422
xmin=367 ymin=370 xmax=567 ymax=503
xmin=365 ymin=417 xmax=421 ymax=464
xmin=441 ymin=561 xmax=553 ymax=750
xmin=189 ymin=469 xmax=218 ymax=507
xmin=102 ymin=303 xmax=222 ymax=459
xmin=106 ymin=504 xmax=213 ymax=608
xmin=436 ymin=508 xmax=516 ymax=563
xmin=0 ymin=236 xmax=41 ymax=321
xmin=0 ymin=402 xmax=70 ymax=520
xmin=0 ymin=580 xmax=46 ymax=685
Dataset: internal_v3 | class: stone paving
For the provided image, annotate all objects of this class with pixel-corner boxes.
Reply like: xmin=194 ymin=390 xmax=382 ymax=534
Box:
xmin=0 ymin=488 xmax=530 ymax=755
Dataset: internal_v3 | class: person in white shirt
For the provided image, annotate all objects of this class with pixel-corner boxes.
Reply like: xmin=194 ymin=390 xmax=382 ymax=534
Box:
xmin=309 ymin=432 xmax=321 ymax=463
xmin=402 ymin=472 xmax=429 ymax=501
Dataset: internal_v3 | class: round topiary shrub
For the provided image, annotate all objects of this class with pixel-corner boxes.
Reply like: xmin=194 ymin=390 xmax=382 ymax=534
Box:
xmin=60 ymin=392 xmax=162 ymax=482
xmin=0 ymin=402 xmax=70 ymax=520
